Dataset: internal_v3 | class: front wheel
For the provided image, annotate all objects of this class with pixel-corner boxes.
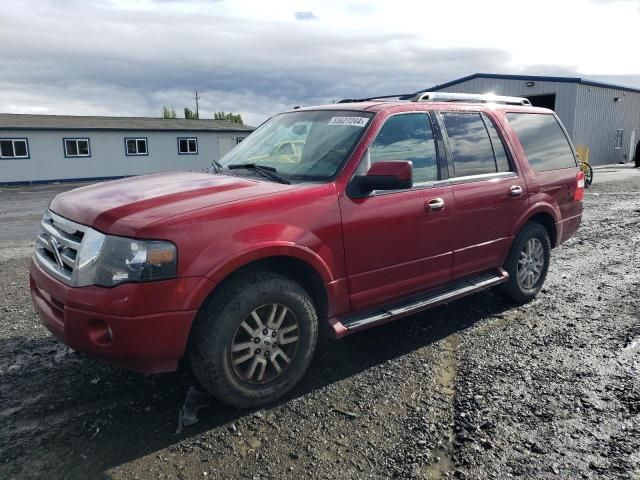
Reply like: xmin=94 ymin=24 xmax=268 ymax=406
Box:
xmin=188 ymin=271 xmax=318 ymax=408
xmin=500 ymin=222 xmax=551 ymax=304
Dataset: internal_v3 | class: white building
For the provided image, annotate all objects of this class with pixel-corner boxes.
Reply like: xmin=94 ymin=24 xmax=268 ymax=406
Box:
xmin=426 ymin=73 xmax=640 ymax=166
xmin=0 ymin=114 xmax=253 ymax=183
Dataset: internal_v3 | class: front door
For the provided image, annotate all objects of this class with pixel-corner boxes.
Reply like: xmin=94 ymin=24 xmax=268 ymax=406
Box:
xmin=438 ymin=111 xmax=529 ymax=278
xmin=339 ymin=112 xmax=454 ymax=311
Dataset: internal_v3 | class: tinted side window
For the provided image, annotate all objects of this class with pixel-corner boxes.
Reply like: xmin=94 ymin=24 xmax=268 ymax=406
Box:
xmin=506 ymin=113 xmax=576 ymax=171
xmin=369 ymin=113 xmax=438 ymax=183
xmin=482 ymin=114 xmax=511 ymax=172
xmin=442 ymin=113 xmax=496 ymax=176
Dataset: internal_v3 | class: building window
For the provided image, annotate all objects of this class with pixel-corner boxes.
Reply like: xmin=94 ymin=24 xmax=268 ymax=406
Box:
xmin=125 ymin=137 xmax=148 ymax=156
xmin=0 ymin=138 xmax=29 ymax=159
xmin=236 ymin=137 xmax=246 ymax=145
xmin=64 ymin=138 xmax=91 ymax=157
xmin=178 ymin=137 xmax=198 ymax=155
xmin=614 ymin=129 xmax=624 ymax=150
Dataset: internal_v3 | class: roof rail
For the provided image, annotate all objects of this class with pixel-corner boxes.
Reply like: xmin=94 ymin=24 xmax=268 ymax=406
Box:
xmin=336 ymin=94 xmax=412 ymax=104
xmin=410 ymin=92 xmax=532 ymax=106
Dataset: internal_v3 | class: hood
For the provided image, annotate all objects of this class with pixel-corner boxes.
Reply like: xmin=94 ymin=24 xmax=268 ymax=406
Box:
xmin=49 ymin=171 xmax=295 ymax=235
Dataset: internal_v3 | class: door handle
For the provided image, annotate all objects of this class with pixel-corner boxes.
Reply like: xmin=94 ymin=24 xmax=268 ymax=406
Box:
xmin=509 ymin=185 xmax=523 ymax=197
xmin=426 ymin=198 xmax=445 ymax=212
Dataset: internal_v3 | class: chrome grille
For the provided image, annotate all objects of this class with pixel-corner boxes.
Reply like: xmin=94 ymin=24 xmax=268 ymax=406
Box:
xmin=34 ymin=210 xmax=105 ymax=286
xmin=35 ymin=211 xmax=86 ymax=283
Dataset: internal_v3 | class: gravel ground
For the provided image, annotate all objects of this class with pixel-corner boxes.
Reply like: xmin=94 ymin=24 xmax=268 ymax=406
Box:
xmin=0 ymin=170 xmax=639 ymax=479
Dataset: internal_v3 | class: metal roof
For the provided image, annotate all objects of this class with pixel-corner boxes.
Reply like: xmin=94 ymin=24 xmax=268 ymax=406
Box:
xmin=425 ymin=73 xmax=640 ymax=94
xmin=0 ymin=113 xmax=254 ymax=132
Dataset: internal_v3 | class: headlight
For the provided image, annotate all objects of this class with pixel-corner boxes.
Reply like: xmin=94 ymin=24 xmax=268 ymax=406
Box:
xmin=95 ymin=236 xmax=177 ymax=287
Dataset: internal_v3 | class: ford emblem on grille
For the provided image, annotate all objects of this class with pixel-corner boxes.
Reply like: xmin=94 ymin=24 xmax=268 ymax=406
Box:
xmin=48 ymin=237 xmax=65 ymax=268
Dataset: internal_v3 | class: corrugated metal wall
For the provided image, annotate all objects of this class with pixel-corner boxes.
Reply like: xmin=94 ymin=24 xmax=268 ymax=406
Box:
xmin=434 ymin=78 xmax=579 ymax=138
xmin=434 ymin=77 xmax=640 ymax=166
xmin=573 ymin=85 xmax=640 ymax=166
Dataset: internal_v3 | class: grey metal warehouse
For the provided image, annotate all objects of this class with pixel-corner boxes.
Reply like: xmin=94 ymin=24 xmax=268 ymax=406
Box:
xmin=0 ymin=114 xmax=254 ymax=184
xmin=425 ymin=73 xmax=640 ymax=166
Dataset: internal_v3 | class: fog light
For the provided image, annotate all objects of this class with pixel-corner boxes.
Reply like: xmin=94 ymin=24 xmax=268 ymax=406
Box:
xmin=88 ymin=319 xmax=113 ymax=346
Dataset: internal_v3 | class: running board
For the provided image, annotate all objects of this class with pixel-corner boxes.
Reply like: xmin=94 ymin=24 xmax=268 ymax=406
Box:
xmin=341 ymin=268 xmax=508 ymax=333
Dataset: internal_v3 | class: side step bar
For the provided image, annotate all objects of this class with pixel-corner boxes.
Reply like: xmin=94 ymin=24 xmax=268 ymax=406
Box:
xmin=340 ymin=268 xmax=508 ymax=333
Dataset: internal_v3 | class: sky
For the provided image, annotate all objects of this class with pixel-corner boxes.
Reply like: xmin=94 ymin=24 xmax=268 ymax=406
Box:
xmin=1 ymin=0 xmax=639 ymax=126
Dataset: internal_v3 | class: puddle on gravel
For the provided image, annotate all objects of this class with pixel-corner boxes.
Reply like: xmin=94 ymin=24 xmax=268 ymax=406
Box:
xmin=424 ymin=334 xmax=459 ymax=479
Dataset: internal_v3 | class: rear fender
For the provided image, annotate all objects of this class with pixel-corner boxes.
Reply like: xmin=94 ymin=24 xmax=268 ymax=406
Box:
xmin=504 ymin=203 xmax=560 ymax=263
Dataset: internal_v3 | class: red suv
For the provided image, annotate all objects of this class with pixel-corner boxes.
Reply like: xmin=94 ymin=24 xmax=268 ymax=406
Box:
xmin=30 ymin=92 xmax=584 ymax=407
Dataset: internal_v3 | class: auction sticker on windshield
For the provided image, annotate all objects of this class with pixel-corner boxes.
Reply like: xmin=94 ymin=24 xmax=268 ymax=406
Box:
xmin=328 ymin=116 xmax=370 ymax=127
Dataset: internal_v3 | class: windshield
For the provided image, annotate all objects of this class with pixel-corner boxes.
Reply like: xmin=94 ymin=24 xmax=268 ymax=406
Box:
xmin=219 ymin=110 xmax=374 ymax=182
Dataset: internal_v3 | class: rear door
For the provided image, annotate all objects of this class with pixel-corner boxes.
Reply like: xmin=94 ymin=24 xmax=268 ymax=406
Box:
xmin=339 ymin=112 xmax=454 ymax=311
xmin=438 ymin=111 xmax=528 ymax=279
xmin=505 ymin=112 xmax=581 ymax=243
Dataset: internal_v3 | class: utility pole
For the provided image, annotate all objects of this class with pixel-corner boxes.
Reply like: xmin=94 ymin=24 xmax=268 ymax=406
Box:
xmin=194 ymin=91 xmax=200 ymax=118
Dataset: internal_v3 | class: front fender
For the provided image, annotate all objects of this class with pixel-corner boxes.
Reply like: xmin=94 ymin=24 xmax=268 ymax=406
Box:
xmin=201 ymin=242 xmax=349 ymax=319
xmin=205 ymin=241 xmax=335 ymax=285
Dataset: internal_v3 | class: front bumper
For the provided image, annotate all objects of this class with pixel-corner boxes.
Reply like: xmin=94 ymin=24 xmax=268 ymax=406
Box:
xmin=30 ymin=257 xmax=213 ymax=373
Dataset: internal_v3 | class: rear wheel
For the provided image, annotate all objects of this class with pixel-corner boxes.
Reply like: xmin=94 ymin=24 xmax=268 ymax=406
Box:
xmin=500 ymin=222 xmax=551 ymax=303
xmin=188 ymin=271 xmax=318 ymax=408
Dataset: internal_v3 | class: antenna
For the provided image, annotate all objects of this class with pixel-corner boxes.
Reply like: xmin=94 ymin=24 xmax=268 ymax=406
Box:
xmin=194 ymin=91 xmax=200 ymax=118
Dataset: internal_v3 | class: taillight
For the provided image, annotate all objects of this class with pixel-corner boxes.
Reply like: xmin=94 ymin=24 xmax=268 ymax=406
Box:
xmin=574 ymin=171 xmax=585 ymax=201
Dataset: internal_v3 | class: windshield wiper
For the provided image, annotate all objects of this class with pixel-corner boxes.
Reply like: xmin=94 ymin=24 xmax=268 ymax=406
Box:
xmin=227 ymin=163 xmax=291 ymax=184
xmin=211 ymin=159 xmax=223 ymax=173
xmin=205 ymin=159 xmax=224 ymax=175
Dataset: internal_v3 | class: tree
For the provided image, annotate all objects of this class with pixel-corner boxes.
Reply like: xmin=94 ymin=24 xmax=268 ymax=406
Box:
xmin=214 ymin=111 xmax=244 ymax=124
xmin=184 ymin=107 xmax=199 ymax=119
xmin=162 ymin=106 xmax=177 ymax=119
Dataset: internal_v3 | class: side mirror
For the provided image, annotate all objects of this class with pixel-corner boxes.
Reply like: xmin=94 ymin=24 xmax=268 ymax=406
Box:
xmin=349 ymin=161 xmax=413 ymax=198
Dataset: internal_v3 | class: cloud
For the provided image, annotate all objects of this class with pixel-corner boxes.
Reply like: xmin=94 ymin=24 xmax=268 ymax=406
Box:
xmin=584 ymin=73 xmax=640 ymax=88
xmin=344 ymin=2 xmax=377 ymax=15
xmin=0 ymin=0 xmax=638 ymax=126
xmin=0 ymin=1 xmax=511 ymax=124
xmin=294 ymin=11 xmax=319 ymax=20
xmin=589 ymin=0 xmax=640 ymax=9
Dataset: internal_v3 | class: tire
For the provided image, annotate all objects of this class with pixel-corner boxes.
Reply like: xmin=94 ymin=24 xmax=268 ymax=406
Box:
xmin=188 ymin=271 xmax=318 ymax=408
xmin=500 ymin=222 xmax=551 ymax=304
xmin=584 ymin=163 xmax=593 ymax=188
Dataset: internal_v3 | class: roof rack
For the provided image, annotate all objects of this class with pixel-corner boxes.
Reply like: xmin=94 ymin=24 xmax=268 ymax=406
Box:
xmin=336 ymin=94 xmax=410 ymax=104
xmin=410 ymin=92 xmax=532 ymax=106
xmin=336 ymin=91 xmax=532 ymax=106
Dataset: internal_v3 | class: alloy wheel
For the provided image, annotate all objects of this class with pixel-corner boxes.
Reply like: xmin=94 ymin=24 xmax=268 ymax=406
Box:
xmin=517 ymin=238 xmax=545 ymax=290
xmin=229 ymin=303 xmax=300 ymax=384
